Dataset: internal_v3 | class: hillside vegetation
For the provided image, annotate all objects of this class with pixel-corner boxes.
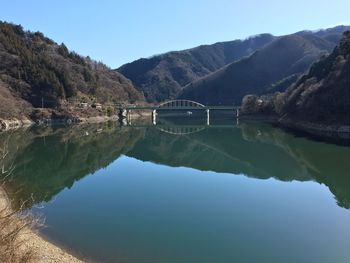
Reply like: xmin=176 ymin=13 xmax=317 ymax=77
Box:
xmin=0 ymin=21 xmax=144 ymax=120
xmin=118 ymin=34 xmax=275 ymax=102
xmin=180 ymin=26 xmax=350 ymax=105
xmin=282 ymin=30 xmax=350 ymax=125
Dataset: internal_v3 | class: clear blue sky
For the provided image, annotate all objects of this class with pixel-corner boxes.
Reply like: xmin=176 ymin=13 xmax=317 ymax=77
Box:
xmin=1 ymin=0 xmax=349 ymax=68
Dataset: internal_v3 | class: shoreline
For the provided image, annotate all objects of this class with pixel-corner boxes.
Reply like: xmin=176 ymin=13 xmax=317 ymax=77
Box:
xmin=0 ymin=110 xmax=152 ymax=131
xmin=241 ymin=114 xmax=350 ymax=141
xmin=0 ymin=186 xmax=85 ymax=263
xmin=2 ymin=112 xmax=349 ymax=142
xmin=279 ymin=118 xmax=350 ymax=139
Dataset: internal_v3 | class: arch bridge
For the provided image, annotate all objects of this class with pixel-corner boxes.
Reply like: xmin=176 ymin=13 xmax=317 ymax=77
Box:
xmin=118 ymin=99 xmax=241 ymax=125
xmin=158 ymin=100 xmax=205 ymax=109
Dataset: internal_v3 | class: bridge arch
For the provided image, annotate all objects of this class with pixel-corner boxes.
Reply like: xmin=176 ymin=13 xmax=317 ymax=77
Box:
xmin=158 ymin=126 xmax=206 ymax=135
xmin=157 ymin=100 xmax=205 ymax=108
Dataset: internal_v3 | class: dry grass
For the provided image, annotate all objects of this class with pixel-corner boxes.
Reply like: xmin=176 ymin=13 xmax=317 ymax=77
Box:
xmin=0 ymin=201 xmax=40 ymax=263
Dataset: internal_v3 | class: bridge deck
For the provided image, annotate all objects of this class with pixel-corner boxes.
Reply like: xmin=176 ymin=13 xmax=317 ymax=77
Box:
xmin=121 ymin=124 xmax=239 ymax=128
xmin=120 ymin=106 xmax=240 ymax=110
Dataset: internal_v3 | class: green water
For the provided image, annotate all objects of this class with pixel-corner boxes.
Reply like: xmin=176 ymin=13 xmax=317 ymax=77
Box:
xmin=1 ymin=118 xmax=350 ymax=263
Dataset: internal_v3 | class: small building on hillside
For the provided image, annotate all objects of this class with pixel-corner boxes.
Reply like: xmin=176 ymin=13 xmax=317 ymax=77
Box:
xmin=78 ymin=102 xmax=88 ymax=108
xmin=92 ymin=103 xmax=102 ymax=110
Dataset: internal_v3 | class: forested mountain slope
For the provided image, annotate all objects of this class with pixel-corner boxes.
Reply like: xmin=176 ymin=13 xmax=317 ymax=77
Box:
xmin=281 ymin=31 xmax=350 ymax=125
xmin=241 ymin=31 xmax=350 ymax=133
xmin=0 ymin=21 xmax=144 ymax=120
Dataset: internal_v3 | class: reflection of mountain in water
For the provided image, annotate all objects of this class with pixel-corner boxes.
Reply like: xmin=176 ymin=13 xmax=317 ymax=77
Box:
xmin=127 ymin=125 xmax=311 ymax=182
xmin=242 ymin=123 xmax=350 ymax=209
xmin=1 ymin=121 xmax=350 ymax=209
xmin=1 ymin=123 xmax=144 ymax=209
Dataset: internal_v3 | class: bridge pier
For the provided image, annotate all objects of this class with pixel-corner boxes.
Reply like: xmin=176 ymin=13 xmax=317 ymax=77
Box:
xmin=126 ymin=110 xmax=131 ymax=124
xmin=118 ymin=108 xmax=126 ymax=118
xmin=206 ymin=109 xmax=210 ymax=125
xmin=152 ymin=109 xmax=157 ymax=125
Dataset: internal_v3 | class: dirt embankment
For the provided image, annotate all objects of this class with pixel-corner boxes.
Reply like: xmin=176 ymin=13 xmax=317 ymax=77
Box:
xmin=0 ymin=187 xmax=84 ymax=263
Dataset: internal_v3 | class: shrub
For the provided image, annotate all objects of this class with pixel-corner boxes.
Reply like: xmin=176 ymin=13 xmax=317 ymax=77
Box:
xmin=242 ymin=95 xmax=259 ymax=114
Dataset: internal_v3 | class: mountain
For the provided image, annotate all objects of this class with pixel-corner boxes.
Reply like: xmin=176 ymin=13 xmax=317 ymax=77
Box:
xmin=0 ymin=21 xmax=144 ymax=120
xmin=241 ymin=31 xmax=350 ymax=134
xmin=118 ymin=34 xmax=276 ymax=102
xmin=280 ymin=30 xmax=350 ymax=126
xmin=304 ymin=25 xmax=350 ymax=44
xmin=179 ymin=26 xmax=350 ymax=105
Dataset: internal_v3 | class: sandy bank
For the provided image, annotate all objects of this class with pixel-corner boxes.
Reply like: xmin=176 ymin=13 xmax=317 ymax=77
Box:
xmin=0 ymin=187 xmax=84 ymax=263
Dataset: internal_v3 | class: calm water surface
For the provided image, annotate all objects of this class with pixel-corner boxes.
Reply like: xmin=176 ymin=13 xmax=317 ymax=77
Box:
xmin=1 ymin=116 xmax=350 ymax=263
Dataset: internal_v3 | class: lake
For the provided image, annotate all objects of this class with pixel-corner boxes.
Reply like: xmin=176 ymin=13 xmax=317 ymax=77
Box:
xmin=1 ymin=115 xmax=350 ymax=263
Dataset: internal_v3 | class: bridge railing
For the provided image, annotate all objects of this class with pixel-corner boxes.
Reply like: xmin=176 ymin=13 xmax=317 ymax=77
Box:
xmin=158 ymin=100 xmax=205 ymax=108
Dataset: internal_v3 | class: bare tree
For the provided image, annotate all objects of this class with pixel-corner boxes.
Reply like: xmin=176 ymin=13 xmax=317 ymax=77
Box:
xmin=0 ymin=134 xmax=15 ymax=184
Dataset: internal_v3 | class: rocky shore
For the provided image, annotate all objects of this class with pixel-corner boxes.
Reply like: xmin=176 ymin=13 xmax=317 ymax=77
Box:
xmin=0 ymin=110 xmax=152 ymax=131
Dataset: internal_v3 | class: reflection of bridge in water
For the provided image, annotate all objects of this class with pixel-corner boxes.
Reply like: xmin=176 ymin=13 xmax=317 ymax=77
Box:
xmin=121 ymin=123 xmax=240 ymax=135
xmin=118 ymin=100 xmax=241 ymax=126
xmin=158 ymin=126 xmax=206 ymax=135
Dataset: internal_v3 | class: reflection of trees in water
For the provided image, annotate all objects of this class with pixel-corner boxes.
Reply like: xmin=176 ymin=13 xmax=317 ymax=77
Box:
xmin=128 ymin=122 xmax=350 ymax=209
xmin=239 ymin=122 xmax=350 ymax=209
xmin=128 ymin=125 xmax=311 ymax=181
xmin=1 ymin=121 xmax=350 ymax=210
xmin=0 ymin=123 xmax=144 ymax=210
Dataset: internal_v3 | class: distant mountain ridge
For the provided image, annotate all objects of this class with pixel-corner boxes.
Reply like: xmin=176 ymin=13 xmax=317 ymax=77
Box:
xmin=240 ymin=30 xmax=350 ymax=134
xmin=118 ymin=34 xmax=276 ymax=102
xmin=118 ymin=26 xmax=349 ymax=104
xmin=179 ymin=26 xmax=350 ymax=105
